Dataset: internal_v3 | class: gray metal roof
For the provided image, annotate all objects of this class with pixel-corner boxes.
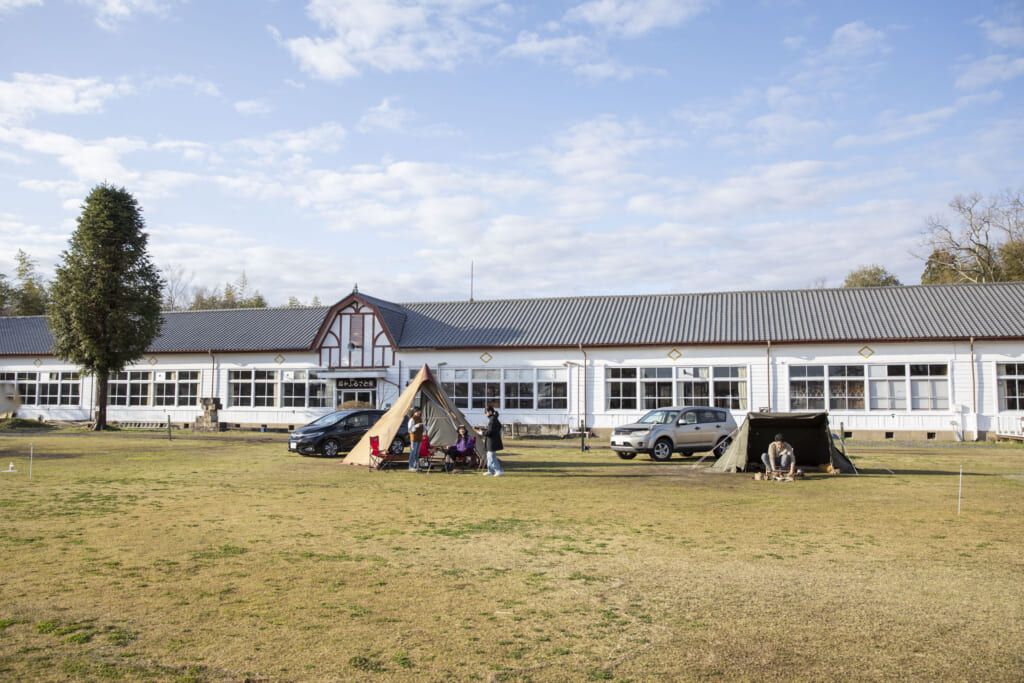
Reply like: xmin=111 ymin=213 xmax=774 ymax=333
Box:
xmin=2 ymin=283 xmax=1024 ymax=357
xmin=0 ymin=307 xmax=329 ymax=356
xmin=0 ymin=316 xmax=51 ymax=355
xmin=150 ymin=307 xmax=329 ymax=352
xmin=359 ymin=293 xmax=407 ymax=342
xmin=395 ymin=283 xmax=1024 ymax=347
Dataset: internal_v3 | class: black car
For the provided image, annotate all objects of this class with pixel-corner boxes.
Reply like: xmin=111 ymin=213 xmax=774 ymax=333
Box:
xmin=288 ymin=409 xmax=408 ymax=457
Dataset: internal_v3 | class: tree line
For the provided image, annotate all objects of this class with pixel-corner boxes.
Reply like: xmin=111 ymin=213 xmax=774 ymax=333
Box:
xmin=841 ymin=188 xmax=1024 ymax=287
xmin=2 ymin=256 xmax=320 ymax=315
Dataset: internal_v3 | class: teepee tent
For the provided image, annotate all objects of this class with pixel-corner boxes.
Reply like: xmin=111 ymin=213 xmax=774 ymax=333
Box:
xmin=342 ymin=365 xmax=485 ymax=468
xmin=711 ymin=411 xmax=855 ymax=473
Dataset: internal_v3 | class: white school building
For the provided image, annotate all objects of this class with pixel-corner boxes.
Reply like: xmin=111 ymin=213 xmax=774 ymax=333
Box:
xmin=1 ymin=283 xmax=1023 ymax=441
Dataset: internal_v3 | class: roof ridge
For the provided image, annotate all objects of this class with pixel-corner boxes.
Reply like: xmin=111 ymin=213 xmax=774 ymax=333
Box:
xmin=164 ymin=305 xmax=331 ymax=314
xmin=398 ymin=281 xmax=1024 ymax=306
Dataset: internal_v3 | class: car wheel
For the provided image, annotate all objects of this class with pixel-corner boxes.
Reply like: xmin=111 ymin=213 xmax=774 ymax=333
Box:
xmin=680 ymin=451 xmax=693 ymax=458
xmin=713 ymin=436 xmax=732 ymax=458
xmin=649 ymin=438 xmax=673 ymax=461
xmin=617 ymin=452 xmax=637 ymax=460
xmin=321 ymin=438 xmax=341 ymax=458
xmin=388 ymin=438 xmax=404 ymax=455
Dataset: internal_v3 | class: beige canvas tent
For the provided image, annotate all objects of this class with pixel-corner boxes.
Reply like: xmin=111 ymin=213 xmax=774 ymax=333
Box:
xmin=342 ymin=364 xmax=485 ymax=469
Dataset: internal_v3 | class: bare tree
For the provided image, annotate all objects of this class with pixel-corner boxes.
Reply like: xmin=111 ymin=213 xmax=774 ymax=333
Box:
xmin=919 ymin=189 xmax=1024 ymax=284
xmin=160 ymin=263 xmax=195 ymax=311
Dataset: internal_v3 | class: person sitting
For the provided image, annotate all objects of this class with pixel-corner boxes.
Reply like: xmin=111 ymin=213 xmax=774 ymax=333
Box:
xmin=447 ymin=426 xmax=477 ymax=466
xmin=761 ymin=433 xmax=796 ymax=478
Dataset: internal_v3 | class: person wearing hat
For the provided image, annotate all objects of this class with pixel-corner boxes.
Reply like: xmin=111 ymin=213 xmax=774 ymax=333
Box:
xmin=762 ymin=433 xmax=795 ymax=478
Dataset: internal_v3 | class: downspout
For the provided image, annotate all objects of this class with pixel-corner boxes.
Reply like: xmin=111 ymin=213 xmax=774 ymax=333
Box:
xmin=970 ymin=336 xmax=978 ymax=441
xmin=766 ymin=340 xmax=772 ymax=413
xmin=579 ymin=344 xmax=588 ymax=446
xmin=208 ymin=350 xmax=216 ymax=401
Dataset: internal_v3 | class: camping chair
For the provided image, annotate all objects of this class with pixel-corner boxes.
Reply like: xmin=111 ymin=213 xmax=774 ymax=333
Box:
xmin=448 ymin=436 xmax=479 ymax=470
xmin=419 ymin=435 xmax=453 ymax=473
xmin=369 ymin=435 xmax=402 ymax=471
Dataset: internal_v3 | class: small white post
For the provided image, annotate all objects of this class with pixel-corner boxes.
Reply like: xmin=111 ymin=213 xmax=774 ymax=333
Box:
xmin=958 ymin=464 xmax=963 ymax=515
xmin=30 ymin=443 xmax=33 ymax=479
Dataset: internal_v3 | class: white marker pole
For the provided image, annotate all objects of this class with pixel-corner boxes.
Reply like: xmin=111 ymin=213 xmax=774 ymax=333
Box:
xmin=958 ymin=464 xmax=963 ymax=515
xmin=30 ymin=443 xmax=33 ymax=479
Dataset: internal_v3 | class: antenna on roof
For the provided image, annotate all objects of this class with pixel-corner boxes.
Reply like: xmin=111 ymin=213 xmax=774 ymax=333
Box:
xmin=353 ymin=283 xmax=359 ymax=293
xmin=470 ymin=261 xmax=474 ymax=302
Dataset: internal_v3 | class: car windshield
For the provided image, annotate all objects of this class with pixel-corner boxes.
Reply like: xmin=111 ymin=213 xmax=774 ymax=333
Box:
xmin=309 ymin=412 xmax=349 ymax=427
xmin=637 ymin=410 xmax=679 ymax=425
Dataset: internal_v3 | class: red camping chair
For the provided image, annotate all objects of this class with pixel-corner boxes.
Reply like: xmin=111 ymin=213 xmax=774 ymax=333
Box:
xmin=418 ymin=435 xmax=452 ymax=473
xmin=369 ymin=435 xmax=402 ymax=471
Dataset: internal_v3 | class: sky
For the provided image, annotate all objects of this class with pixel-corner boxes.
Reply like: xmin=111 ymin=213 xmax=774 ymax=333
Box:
xmin=1 ymin=0 xmax=1023 ymax=307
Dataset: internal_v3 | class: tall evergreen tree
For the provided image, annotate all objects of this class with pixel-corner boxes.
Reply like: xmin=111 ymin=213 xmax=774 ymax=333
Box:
xmin=48 ymin=184 xmax=164 ymax=430
xmin=12 ymin=249 xmax=49 ymax=315
xmin=0 ymin=272 xmax=12 ymax=315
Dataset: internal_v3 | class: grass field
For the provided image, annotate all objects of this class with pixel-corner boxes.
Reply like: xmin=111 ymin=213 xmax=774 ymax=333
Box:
xmin=0 ymin=430 xmax=1022 ymax=682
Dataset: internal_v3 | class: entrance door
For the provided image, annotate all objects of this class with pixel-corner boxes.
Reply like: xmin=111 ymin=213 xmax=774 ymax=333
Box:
xmin=339 ymin=389 xmax=376 ymax=406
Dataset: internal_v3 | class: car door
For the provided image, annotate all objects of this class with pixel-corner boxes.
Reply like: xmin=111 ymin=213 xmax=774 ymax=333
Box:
xmin=671 ymin=409 xmax=703 ymax=450
xmin=340 ymin=412 xmax=370 ymax=450
xmin=694 ymin=409 xmax=727 ymax=449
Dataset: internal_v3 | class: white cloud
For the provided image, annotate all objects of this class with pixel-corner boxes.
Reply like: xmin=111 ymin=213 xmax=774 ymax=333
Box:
xmin=743 ymin=112 xmax=827 ymax=152
xmin=782 ymin=35 xmax=805 ymax=50
xmin=232 ymin=122 xmax=347 ymax=162
xmin=144 ymin=74 xmax=221 ymax=98
xmin=0 ymin=0 xmax=42 ymax=16
xmin=955 ymin=54 xmax=1024 ymax=89
xmin=278 ymin=0 xmax=504 ymax=80
xmin=500 ymin=31 xmax=592 ymax=63
xmin=824 ymin=20 xmax=887 ymax=60
xmin=357 ymin=97 xmax=415 ymax=133
xmin=563 ymin=0 xmax=710 ymax=38
xmin=0 ymin=213 xmax=69 ymax=272
xmin=234 ymin=99 xmax=272 ymax=115
xmin=974 ymin=17 xmax=1024 ymax=49
xmin=152 ymin=139 xmax=221 ymax=164
xmin=0 ymin=125 xmax=145 ymax=182
xmin=572 ymin=60 xmax=640 ymax=80
xmin=76 ymin=0 xmax=174 ymax=30
xmin=0 ymin=73 xmax=132 ymax=124
xmin=543 ymin=116 xmax=659 ymax=181
xmin=834 ymin=92 xmax=1002 ymax=147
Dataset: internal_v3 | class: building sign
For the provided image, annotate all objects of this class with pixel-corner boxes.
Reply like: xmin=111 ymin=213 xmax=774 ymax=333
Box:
xmin=336 ymin=378 xmax=376 ymax=390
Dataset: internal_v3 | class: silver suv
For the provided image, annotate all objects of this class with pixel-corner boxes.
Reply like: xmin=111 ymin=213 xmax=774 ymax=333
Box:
xmin=610 ymin=406 xmax=737 ymax=461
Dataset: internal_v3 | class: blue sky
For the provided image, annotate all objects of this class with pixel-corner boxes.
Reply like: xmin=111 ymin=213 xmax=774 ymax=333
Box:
xmin=1 ymin=0 xmax=1022 ymax=306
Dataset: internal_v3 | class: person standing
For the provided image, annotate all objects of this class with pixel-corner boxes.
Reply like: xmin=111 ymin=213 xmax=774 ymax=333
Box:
xmin=482 ymin=406 xmax=505 ymax=476
xmin=408 ymin=409 xmax=424 ymax=471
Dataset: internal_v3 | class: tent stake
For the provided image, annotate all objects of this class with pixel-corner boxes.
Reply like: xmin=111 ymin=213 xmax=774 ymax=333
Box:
xmin=958 ymin=464 xmax=963 ymax=515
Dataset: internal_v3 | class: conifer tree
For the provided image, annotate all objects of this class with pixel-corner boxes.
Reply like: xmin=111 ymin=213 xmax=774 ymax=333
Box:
xmin=49 ymin=184 xmax=163 ymax=430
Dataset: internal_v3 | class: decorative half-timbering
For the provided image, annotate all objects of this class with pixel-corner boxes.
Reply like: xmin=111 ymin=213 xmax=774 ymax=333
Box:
xmin=316 ymin=298 xmax=396 ymax=369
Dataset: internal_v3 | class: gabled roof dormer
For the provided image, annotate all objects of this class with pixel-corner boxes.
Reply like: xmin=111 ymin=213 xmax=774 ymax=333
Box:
xmin=312 ymin=290 xmax=407 ymax=369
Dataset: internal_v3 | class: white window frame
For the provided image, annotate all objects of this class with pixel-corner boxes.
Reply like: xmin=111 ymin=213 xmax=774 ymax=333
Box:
xmin=997 ymin=362 xmax=1024 ymax=411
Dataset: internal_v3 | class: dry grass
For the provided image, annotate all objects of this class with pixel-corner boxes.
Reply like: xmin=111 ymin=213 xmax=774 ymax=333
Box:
xmin=0 ymin=431 xmax=1022 ymax=681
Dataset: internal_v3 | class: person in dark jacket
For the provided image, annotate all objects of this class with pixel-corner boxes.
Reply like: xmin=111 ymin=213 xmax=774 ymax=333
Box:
xmin=481 ymin=406 xmax=504 ymax=476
